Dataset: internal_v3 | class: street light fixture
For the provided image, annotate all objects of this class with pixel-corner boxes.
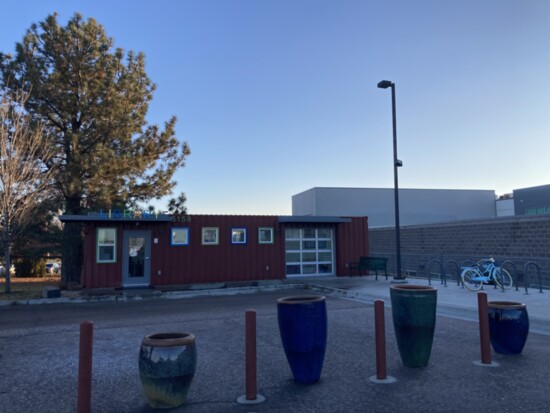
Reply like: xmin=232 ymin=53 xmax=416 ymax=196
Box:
xmin=377 ymin=80 xmax=405 ymax=281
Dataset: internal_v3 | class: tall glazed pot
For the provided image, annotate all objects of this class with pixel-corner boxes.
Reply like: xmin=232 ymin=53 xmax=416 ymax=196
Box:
xmin=487 ymin=301 xmax=529 ymax=355
xmin=139 ymin=332 xmax=197 ymax=409
xmin=277 ymin=295 xmax=327 ymax=384
xmin=390 ymin=285 xmax=437 ymax=368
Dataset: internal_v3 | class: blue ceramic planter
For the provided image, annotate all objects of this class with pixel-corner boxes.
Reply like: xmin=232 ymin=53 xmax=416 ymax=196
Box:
xmin=390 ymin=285 xmax=437 ymax=368
xmin=277 ymin=295 xmax=327 ymax=384
xmin=139 ymin=332 xmax=197 ymax=409
xmin=488 ymin=301 xmax=529 ymax=355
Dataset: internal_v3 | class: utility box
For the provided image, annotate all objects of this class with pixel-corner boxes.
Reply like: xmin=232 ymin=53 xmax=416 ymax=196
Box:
xmin=42 ymin=286 xmax=61 ymax=299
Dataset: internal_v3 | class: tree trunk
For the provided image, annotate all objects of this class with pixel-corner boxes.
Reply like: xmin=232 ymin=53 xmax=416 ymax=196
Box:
xmin=61 ymin=196 xmax=84 ymax=289
xmin=3 ymin=246 xmax=11 ymax=294
xmin=61 ymin=222 xmax=84 ymax=289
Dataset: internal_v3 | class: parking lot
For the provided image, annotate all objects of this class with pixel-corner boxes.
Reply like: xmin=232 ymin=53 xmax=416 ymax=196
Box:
xmin=1 ymin=284 xmax=549 ymax=412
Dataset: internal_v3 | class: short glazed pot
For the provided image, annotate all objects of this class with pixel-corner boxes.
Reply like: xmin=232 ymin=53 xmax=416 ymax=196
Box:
xmin=138 ymin=332 xmax=197 ymax=409
xmin=487 ymin=301 xmax=529 ymax=355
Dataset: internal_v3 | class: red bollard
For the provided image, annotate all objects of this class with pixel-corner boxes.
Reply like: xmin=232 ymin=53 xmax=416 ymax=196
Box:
xmin=477 ymin=292 xmax=492 ymax=365
xmin=369 ymin=300 xmax=395 ymax=384
xmin=237 ymin=310 xmax=265 ymax=404
xmin=245 ymin=309 xmax=257 ymax=400
xmin=374 ymin=300 xmax=387 ymax=379
xmin=77 ymin=321 xmax=94 ymax=413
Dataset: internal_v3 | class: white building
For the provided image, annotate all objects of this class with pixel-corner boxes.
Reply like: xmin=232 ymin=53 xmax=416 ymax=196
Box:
xmin=292 ymin=187 xmax=498 ymax=228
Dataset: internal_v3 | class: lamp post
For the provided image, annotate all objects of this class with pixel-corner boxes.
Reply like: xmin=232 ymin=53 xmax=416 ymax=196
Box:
xmin=377 ymin=80 xmax=405 ymax=281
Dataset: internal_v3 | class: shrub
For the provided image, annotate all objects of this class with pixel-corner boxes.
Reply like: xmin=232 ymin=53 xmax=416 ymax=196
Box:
xmin=14 ymin=257 xmax=48 ymax=277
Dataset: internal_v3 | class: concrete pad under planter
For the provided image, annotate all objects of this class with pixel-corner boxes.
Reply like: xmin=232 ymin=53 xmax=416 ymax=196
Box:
xmin=42 ymin=286 xmax=61 ymax=299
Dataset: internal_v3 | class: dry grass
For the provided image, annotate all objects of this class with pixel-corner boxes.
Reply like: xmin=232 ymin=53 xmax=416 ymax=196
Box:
xmin=0 ymin=276 xmax=61 ymax=301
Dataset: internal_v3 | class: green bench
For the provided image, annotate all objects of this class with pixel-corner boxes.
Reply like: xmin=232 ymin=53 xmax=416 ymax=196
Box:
xmin=348 ymin=256 xmax=388 ymax=280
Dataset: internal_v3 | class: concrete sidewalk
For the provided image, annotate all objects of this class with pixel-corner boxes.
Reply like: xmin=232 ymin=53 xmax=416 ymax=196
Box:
xmin=285 ymin=275 xmax=550 ymax=335
xmin=2 ymin=275 xmax=548 ymax=336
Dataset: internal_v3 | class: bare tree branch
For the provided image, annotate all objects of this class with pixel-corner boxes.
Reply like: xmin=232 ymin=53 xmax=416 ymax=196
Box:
xmin=0 ymin=88 xmax=55 ymax=293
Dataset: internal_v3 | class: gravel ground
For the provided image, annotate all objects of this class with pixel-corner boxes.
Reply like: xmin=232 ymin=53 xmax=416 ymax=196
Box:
xmin=0 ymin=289 xmax=549 ymax=412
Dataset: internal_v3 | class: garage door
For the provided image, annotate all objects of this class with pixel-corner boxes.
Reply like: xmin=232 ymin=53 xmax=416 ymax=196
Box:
xmin=285 ymin=228 xmax=334 ymax=276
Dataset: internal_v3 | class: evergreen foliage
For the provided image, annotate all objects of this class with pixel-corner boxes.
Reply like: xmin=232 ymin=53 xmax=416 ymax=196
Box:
xmin=0 ymin=13 xmax=190 ymax=286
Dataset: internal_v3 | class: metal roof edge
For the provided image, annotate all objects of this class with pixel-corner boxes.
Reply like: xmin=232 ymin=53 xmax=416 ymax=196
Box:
xmin=59 ymin=214 xmax=173 ymax=222
xmin=278 ymin=216 xmax=352 ymax=223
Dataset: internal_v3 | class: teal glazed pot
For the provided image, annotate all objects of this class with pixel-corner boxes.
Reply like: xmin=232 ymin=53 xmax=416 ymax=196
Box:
xmin=488 ymin=301 xmax=529 ymax=355
xmin=139 ymin=332 xmax=197 ymax=409
xmin=277 ymin=295 xmax=327 ymax=384
xmin=390 ymin=285 xmax=437 ymax=368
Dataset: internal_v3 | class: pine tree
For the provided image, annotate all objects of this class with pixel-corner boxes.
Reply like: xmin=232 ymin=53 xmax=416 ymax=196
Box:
xmin=0 ymin=13 xmax=190 ymax=287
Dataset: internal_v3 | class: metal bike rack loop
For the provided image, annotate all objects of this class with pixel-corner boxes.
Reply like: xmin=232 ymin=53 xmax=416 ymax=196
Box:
xmin=523 ymin=262 xmax=543 ymax=294
xmin=427 ymin=259 xmax=446 ymax=287
xmin=445 ymin=260 xmax=461 ymax=286
xmin=500 ymin=261 xmax=519 ymax=292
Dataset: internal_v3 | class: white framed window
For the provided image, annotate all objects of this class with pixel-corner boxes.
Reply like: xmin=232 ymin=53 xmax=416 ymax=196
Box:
xmin=285 ymin=228 xmax=334 ymax=276
xmin=258 ymin=227 xmax=274 ymax=244
xmin=97 ymin=228 xmax=117 ymax=263
xmin=231 ymin=227 xmax=247 ymax=245
xmin=171 ymin=227 xmax=190 ymax=246
xmin=202 ymin=227 xmax=219 ymax=245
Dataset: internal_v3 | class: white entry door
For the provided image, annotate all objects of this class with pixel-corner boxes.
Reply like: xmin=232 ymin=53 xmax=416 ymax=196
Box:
xmin=122 ymin=230 xmax=151 ymax=287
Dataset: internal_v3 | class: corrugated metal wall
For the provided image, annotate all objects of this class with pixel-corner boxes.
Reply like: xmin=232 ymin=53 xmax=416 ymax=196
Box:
xmin=154 ymin=215 xmax=284 ymax=285
xmin=335 ymin=217 xmax=369 ymax=274
xmin=81 ymin=215 xmax=369 ymax=289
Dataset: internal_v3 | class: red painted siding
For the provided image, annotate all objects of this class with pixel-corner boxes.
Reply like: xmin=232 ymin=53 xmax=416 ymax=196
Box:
xmin=335 ymin=217 xmax=370 ymax=275
xmin=81 ymin=215 xmax=369 ymax=289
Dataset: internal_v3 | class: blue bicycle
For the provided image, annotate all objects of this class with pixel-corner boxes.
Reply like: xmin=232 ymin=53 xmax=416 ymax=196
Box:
xmin=460 ymin=257 xmax=513 ymax=291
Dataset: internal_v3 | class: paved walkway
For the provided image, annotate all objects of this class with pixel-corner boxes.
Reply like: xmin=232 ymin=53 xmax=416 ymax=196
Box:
xmin=285 ymin=275 xmax=550 ymax=335
xmin=3 ymin=274 xmax=548 ymax=334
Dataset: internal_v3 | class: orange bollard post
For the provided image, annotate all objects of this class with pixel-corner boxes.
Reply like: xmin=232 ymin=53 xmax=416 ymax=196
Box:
xmin=77 ymin=321 xmax=94 ymax=413
xmin=369 ymin=300 xmax=396 ymax=384
xmin=237 ymin=310 xmax=265 ymax=404
xmin=245 ymin=309 xmax=257 ymax=400
xmin=374 ymin=300 xmax=387 ymax=379
xmin=477 ymin=292 xmax=492 ymax=365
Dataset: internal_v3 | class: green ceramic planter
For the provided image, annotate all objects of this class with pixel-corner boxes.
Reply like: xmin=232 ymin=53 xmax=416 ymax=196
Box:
xmin=390 ymin=285 xmax=437 ymax=367
xmin=139 ymin=332 xmax=197 ymax=409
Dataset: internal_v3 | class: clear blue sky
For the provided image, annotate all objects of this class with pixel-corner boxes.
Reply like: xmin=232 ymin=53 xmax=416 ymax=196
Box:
xmin=1 ymin=0 xmax=549 ymax=215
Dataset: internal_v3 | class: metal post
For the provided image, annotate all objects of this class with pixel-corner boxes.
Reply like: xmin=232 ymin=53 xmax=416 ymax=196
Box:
xmin=237 ymin=310 xmax=265 ymax=404
xmin=369 ymin=300 xmax=396 ymax=384
xmin=245 ymin=309 xmax=257 ymax=400
xmin=390 ymin=84 xmax=404 ymax=280
xmin=378 ymin=80 xmax=405 ymax=281
xmin=477 ymin=292 xmax=492 ymax=365
xmin=77 ymin=321 xmax=94 ymax=413
xmin=374 ymin=300 xmax=387 ymax=379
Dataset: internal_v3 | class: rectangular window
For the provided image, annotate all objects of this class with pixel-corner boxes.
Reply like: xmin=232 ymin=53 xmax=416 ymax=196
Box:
xmin=231 ymin=227 xmax=247 ymax=245
xmin=171 ymin=227 xmax=189 ymax=246
xmin=202 ymin=227 xmax=219 ymax=245
xmin=258 ymin=227 xmax=274 ymax=244
xmin=97 ymin=228 xmax=117 ymax=263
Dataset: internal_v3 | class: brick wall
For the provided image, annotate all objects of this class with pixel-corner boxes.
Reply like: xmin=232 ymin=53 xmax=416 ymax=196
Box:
xmin=368 ymin=215 xmax=550 ymax=288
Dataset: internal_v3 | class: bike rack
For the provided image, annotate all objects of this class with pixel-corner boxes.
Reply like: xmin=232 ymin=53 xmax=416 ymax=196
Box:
xmin=427 ymin=259 xmax=446 ymax=287
xmin=523 ymin=262 xmax=544 ymax=294
xmin=459 ymin=260 xmax=476 ymax=289
xmin=445 ymin=260 xmax=461 ymax=286
xmin=500 ymin=260 xmax=519 ymax=292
